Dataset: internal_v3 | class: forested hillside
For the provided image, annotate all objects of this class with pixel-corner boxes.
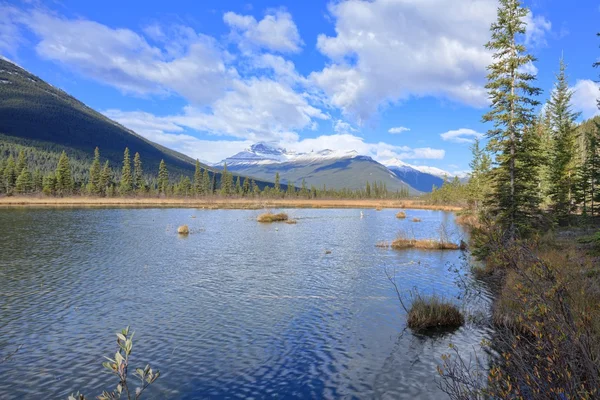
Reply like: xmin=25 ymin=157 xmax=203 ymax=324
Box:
xmin=0 ymin=58 xmax=200 ymax=177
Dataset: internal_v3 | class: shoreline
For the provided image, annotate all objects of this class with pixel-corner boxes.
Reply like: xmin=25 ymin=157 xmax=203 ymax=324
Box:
xmin=0 ymin=196 xmax=463 ymax=211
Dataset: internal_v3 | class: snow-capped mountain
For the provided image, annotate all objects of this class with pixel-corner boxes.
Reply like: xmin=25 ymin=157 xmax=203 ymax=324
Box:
xmin=219 ymin=143 xmax=361 ymax=166
xmin=216 ymin=143 xmax=418 ymax=193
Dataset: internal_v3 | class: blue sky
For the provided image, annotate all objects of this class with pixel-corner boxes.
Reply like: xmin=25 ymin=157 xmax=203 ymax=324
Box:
xmin=1 ymin=0 xmax=600 ymax=174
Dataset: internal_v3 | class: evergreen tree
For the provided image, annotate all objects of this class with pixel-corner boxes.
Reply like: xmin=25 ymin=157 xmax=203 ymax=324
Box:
xmin=202 ymin=168 xmax=211 ymax=195
xmin=55 ymin=151 xmax=73 ymax=196
xmin=119 ymin=147 xmax=133 ymax=195
xmin=194 ymin=160 xmax=203 ymax=195
xmin=89 ymin=147 xmax=102 ymax=195
xmin=274 ymin=172 xmax=281 ymax=194
xmin=158 ymin=160 xmax=169 ymax=195
xmin=3 ymin=155 xmax=16 ymax=194
xmin=42 ymin=173 xmax=56 ymax=196
xmin=33 ymin=169 xmax=43 ymax=192
xmin=15 ymin=150 xmax=27 ymax=175
xmin=483 ymin=0 xmax=542 ymax=238
xmin=286 ymin=179 xmax=295 ymax=197
xmin=220 ymin=163 xmax=232 ymax=196
xmin=242 ymin=177 xmax=250 ymax=195
xmin=235 ymin=176 xmax=242 ymax=195
xmin=467 ymin=138 xmax=492 ymax=209
xmin=15 ymin=168 xmax=33 ymax=193
xmin=301 ymin=178 xmax=308 ymax=197
xmin=547 ymin=58 xmax=580 ymax=224
xmin=133 ymin=152 xmax=144 ymax=193
xmin=99 ymin=160 xmax=111 ymax=197
xmin=252 ymin=179 xmax=259 ymax=196
xmin=366 ymin=181 xmax=371 ymax=198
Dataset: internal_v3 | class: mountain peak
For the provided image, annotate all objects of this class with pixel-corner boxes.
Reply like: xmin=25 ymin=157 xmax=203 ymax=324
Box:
xmin=248 ymin=143 xmax=287 ymax=156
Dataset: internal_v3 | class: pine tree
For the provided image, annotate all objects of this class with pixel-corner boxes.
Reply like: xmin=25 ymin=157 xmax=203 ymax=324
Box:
xmin=301 ymin=178 xmax=308 ymax=197
xmin=467 ymin=138 xmax=492 ymax=209
xmin=89 ymin=147 xmax=101 ymax=195
xmin=242 ymin=177 xmax=250 ymax=195
xmin=33 ymin=169 xmax=43 ymax=192
xmin=194 ymin=160 xmax=203 ymax=195
xmin=3 ymin=155 xmax=16 ymax=194
xmin=274 ymin=172 xmax=280 ymax=194
xmin=220 ymin=163 xmax=232 ymax=196
xmin=158 ymin=160 xmax=169 ymax=195
xmin=483 ymin=0 xmax=542 ymax=238
xmin=99 ymin=161 xmax=111 ymax=197
xmin=202 ymin=168 xmax=211 ymax=195
xmin=133 ymin=152 xmax=144 ymax=193
xmin=42 ymin=173 xmax=56 ymax=196
xmin=286 ymin=179 xmax=295 ymax=197
xmin=119 ymin=147 xmax=133 ymax=195
xmin=55 ymin=151 xmax=73 ymax=196
xmin=235 ymin=176 xmax=242 ymax=195
xmin=547 ymin=58 xmax=580 ymax=224
xmin=15 ymin=168 xmax=33 ymax=193
xmin=15 ymin=150 xmax=27 ymax=175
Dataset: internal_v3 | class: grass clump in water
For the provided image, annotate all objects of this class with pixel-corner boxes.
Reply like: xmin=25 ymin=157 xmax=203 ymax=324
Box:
xmin=407 ymin=294 xmax=464 ymax=331
xmin=396 ymin=211 xmax=407 ymax=219
xmin=177 ymin=225 xmax=190 ymax=235
xmin=412 ymin=217 xmax=422 ymax=222
xmin=285 ymin=219 xmax=297 ymax=224
xmin=257 ymin=212 xmax=289 ymax=223
xmin=390 ymin=237 xmax=460 ymax=250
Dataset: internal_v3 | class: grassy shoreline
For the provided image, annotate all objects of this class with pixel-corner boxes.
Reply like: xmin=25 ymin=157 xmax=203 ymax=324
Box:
xmin=0 ymin=196 xmax=464 ymax=211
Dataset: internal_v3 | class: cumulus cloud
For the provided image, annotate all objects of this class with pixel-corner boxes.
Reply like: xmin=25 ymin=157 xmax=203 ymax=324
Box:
xmin=440 ymin=128 xmax=484 ymax=144
xmin=224 ymin=10 xmax=303 ymax=53
xmin=310 ymin=0 xmax=499 ymax=121
xmin=388 ymin=126 xmax=410 ymax=134
xmin=310 ymin=0 xmax=552 ymax=123
xmin=106 ymin=109 xmax=445 ymax=163
xmin=571 ymin=79 xmax=600 ymax=119
xmin=524 ymin=12 xmax=552 ymax=47
xmin=7 ymin=10 xmax=231 ymax=105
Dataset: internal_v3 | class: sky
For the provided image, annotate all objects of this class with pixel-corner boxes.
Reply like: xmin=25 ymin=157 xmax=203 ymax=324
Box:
xmin=1 ymin=0 xmax=600 ymax=174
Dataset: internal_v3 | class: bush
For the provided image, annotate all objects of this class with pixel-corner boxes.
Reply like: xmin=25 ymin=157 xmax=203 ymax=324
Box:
xmin=177 ymin=225 xmax=189 ymax=234
xmin=257 ymin=212 xmax=288 ymax=223
xmin=396 ymin=211 xmax=407 ymax=219
xmin=407 ymin=294 xmax=464 ymax=331
xmin=390 ymin=238 xmax=460 ymax=250
xmin=412 ymin=217 xmax=422 ymax=222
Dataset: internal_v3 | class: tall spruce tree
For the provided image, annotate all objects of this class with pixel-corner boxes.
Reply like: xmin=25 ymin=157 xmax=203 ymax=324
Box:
xmin=133 ymin=152 xmax=144 ymax=193
xmin=194 ymin=160 xmax=203 ymax=195
xmin=15 ymin=150 xmax=27 ymax=175
xmin=202 ymin=168 xmax=211 ymax=195
xmin=467 ymin=138 xmax=492 ymax=209
xmin=158 ymin=160 xmax=169 ymax=195
xmin=89 ymin=147 xmax=101 ymax=195
xmin=55 ymin=151 xmax=73 ymax=196
xmin=3 ymin=155 xmax=16 ymax=194
xmin=547 ymin=58 xmax=580 ymax=224
xmin=119 ymin=147 xmax=133 ymax=195
xmin=15 ymin=168 xmax=33 ymax=193
xmin=274 ymin=172 xmax=280 ymax=194
xmin=242 ymin=177 xmax=250 ymax=195
xmin=483 ymin=0 xmax=542 ymax=238
xmin=99 ymin=160 xmax=111 ymax=197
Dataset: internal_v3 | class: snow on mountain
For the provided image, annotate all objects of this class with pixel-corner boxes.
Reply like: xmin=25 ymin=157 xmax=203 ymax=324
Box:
xmin=383 ymin=158 xmax=468 ymax=179
xmin=220 ymin=143 xmax=363 ymax=166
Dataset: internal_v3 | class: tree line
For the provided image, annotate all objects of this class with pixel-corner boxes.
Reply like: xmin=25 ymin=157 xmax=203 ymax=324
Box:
xmin=0 ymin=146 xmax=412 ymax=199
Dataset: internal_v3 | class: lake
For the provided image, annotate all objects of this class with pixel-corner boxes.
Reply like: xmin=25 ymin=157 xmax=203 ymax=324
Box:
xmin=0 ymin=208 xmax=492 ymax=399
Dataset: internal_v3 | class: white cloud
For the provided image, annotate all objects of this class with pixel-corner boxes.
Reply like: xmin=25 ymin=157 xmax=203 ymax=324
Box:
xmin=0 ymin=5 xmax=24 ymax=55
xmin=388 ymin=126 xmax=410 ymax=134
xmin=13 ymin=10 xmax=232 ymax=105
xmin=333 ymin=120 xmax=357 ymax=134
xmin=224 ymin=10 xmax=303 ymax=53
xmin=440 ymin=128 xmax=483 ymax=144
xmin=571 ymin=79 xmax=600 ymax=120
xmin=106 ymin=109 xmax=444 ymax=163
xmin=310 ymin=0 xmax=500 ymax=122
xmin=524 ymin=12 xmax=552 ymax=47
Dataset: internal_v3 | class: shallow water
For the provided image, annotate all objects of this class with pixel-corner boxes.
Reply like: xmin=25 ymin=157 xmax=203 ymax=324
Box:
xmin=0 ymin=208 xmax=492 ymax=399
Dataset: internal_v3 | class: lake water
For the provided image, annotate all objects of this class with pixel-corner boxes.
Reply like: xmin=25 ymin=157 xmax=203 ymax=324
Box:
xmin=0 ymin=208 xmax=492 ymax=399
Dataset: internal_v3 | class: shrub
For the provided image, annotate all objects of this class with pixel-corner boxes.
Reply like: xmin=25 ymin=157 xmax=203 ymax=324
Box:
xmin=396 ymin=211 xmax=407 ymax=219
xmin=69 ymin=327 xmax=160 ymax=400
xmin=407 ymin=294 xmax=464 ymax=331
xmin=412 ymin=217 xmax=422 ymax=222
xmin=257 ymin=212 xmax=289 ymax=223
xmin=177 ymin=225 xmax=189 ymax=234
xmin=390 ymin=238 xmax=460 ymax=250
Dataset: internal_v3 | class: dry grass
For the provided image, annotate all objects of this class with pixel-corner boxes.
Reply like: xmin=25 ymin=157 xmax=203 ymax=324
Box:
xmin=407 ymin=294 xmax=464 ymax=331
xmin=390 ymin=238 xmax=460 ymax=250
xmin=257 ymin=212 xmax=289 ymax=223
xmin=0 ymin=196 xmax=463 ymax=211
xmin=177 ymin=225 xmax=189 ymax=235
xmin=412 ymin=217 xmax=422 ymax=222
xmin=375 ymin=206 xmax=383 ymax=211
xmin=396 ymin=211 xmax=407 ymax=219
xmin=454 ymin=212 xmax=480 ymax=230
xmin=285 ymin=219 xmax=297 ymax=224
